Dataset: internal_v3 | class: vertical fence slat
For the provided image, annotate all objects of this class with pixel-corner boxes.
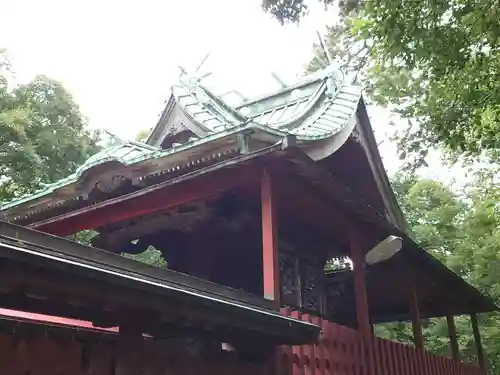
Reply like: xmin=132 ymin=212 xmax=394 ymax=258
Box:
xmin=290 ymin=310 xmax=304 ymax=375
xmin=281 ymin=308 xmax=294 ymax=375
xmin=277 ymin=313 xmax=485 ymax=375
xmin=301 ymin=314 xmax=315 ymax=375
xmin=312 ymin=316 xmax=325 ymax=375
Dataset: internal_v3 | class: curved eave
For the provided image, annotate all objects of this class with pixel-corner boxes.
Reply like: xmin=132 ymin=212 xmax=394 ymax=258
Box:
xmin=0 ymin=126 xmax=287 ymax=221
xmin=252 ymin=82 xmax=327 ymax=129
xmin=171 ymin=84 xmax=241 ymax=133
xmin=174 ymin=75 xmax=361 ymax=144
xmin=289 ymin=85 xmax=361 ymax=141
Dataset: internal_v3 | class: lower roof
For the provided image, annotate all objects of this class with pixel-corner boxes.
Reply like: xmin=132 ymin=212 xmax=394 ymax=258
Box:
xmin=0 ymin=220 xmax=319 ymax=346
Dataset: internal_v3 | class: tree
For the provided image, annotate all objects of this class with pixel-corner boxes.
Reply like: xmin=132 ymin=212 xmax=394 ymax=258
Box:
xmin=375 ymin=171 xmax=500 ymax=372
xmin=0 ymin=51 xmax=101 ymax=202
xmin=123 ymin=247 xmax=167 ymax=268
xmin=264 ymin=0 xmax=500 ymax=166
xmin=134 ymin=129 xmax=150 ymax=143
xmin=261 ymin=0 xmax=360 ymax=24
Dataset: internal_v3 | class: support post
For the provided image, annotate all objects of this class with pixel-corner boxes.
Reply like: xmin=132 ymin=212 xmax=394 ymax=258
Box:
xmin=471 ymin=313 xmax=486 ymax=373
xmin=446 ymin=314 xmax=460 ymax=361
xmin=349 ymin=226 xmax=371 ymax=339
xmin=116 ymin=324 xmax=143 ymax=375
xmin=409 ymin=283 xmax=424 ymax=351
xmin=349 ymin=225 xmax=375 ymax=374
xmin=261 ymin=169 xmax=280 ymax=304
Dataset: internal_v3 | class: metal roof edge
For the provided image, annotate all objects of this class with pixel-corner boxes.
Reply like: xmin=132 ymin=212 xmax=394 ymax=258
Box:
xmin=0 ymin=125 xmax=287 ymax=216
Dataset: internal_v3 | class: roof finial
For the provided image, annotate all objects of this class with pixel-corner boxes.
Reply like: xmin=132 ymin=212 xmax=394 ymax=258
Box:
xmin=101 ymin=130 xmax=126 ymax=147
xmin=178 ymin=52 xmax=213 ymax=94
xmin=195 ymin=51 xmax=211 ymax=74
xmin=316 ymin=29 xmax=333 ymax=65
xmin=271 ymin=71 xmax=287 ymax=89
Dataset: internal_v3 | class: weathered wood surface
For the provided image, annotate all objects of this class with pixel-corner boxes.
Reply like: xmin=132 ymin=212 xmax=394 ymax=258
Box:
xmin=0 ymin=331 xmax=265 ymax=375
xmin=0 ymin=219 xmax=275 ymax=311
xmin=0 ymin=314 xmax=485 ymax=375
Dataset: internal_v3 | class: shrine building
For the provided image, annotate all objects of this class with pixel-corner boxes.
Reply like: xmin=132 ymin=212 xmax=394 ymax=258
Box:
xmin=0 ymin=64 xmax=495 ymax=375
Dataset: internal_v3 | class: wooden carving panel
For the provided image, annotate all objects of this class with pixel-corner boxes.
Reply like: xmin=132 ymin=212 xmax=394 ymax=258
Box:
xmin=279 ymin=250 xmax=299 ymax=307
xmin=300 ymin=256 xmax=322 ymax=314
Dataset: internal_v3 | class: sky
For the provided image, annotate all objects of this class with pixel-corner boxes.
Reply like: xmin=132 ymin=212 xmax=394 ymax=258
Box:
xmin=1 ymin=0 xmax=458 ymax=179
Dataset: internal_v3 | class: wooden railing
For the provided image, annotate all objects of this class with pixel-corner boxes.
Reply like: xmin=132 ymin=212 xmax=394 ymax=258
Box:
xmin=280 ymin=308 xmax=484 ymax=375
xmin=374 ymin=337 xmax=482 ymax=375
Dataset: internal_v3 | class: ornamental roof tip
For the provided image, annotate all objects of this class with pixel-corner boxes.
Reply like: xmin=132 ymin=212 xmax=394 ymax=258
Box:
xmin=0 ymin=139 xmax=162 ymax=212
xmin=173 ymin=62 xmax=361 ymax=141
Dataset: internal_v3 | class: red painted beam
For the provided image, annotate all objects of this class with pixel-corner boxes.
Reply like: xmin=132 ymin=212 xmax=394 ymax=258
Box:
xmin=261 ymin=169 xmax=280 ymax=304
xmin=30 ymin=165 xmax=261 ymax=237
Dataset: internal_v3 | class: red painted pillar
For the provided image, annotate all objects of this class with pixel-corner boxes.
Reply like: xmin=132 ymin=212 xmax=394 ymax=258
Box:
xmin=471 ymin=313 xmax=486 ymax=373
xmin=261 ymin=169 xmax=280 ymax=304
xmin=409 ymin=283 xmax=424 ymax=351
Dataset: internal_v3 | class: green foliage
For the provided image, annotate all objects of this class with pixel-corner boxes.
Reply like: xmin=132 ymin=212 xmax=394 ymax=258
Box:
xmin=123 ymin=247 xmax=167 ymax=268
xmin=306 ymin=19 xmax=372 ymax=86
xmin=70 ymin=230 xmax=99 ymax=246
xmin=261 ymin=0 xmax=310 ymax=24
xmin=266 ymin=0 xmax=500 ymax=166
xmin=0 ymin=52 xmax=101 ymax=203
xmin=380 ymin=171 xmax=500 ymax=372
xmin=351 ymin=0 xmax=500 ymax=164
xmin=71 ymin=230 xmax=167 ymax=268
xmin=261 ymin=0 xmax=358 ymax=24
xmin=134 ymin=129 xmax=150 ymax=142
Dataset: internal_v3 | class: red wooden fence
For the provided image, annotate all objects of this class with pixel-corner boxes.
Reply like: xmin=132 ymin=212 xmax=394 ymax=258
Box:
xmin=280 ymin=308 xmax=484 ymax=375
xmin=0 ymin=310 xmax=485 ymax=375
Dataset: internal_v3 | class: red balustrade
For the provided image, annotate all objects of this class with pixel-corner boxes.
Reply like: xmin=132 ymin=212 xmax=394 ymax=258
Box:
xmin=280 ymin=308 xmax=484 ymax=375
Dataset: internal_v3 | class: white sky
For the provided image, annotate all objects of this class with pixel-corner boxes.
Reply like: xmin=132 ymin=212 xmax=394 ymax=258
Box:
xmin=1 ymin=0 xmax=461 ymax=180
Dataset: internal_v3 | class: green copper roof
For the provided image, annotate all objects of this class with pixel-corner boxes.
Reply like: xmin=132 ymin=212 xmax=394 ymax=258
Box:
xmin=171 ymin=65 xmax=361 ymax=141
xmin=0 ymin=125 xmax=287 ymax=217
xmin=0 ymin=138 xmax=161 ymax=212
xmin=0 ymin=64 xmax=362 ymax=218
